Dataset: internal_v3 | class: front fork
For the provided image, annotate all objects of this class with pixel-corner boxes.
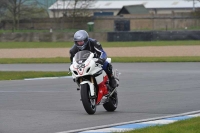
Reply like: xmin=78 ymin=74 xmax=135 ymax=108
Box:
xmin=79 ymin=76 xmax=96 ymax=98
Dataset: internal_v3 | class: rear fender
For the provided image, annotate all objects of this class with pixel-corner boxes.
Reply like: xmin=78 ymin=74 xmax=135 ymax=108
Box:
xmin=80 ymin=81 xmax=95 ymax=97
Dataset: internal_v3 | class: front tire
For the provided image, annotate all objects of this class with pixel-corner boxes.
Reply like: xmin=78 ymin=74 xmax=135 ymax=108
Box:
xmin=103 ymin=91 xmax=118 ymax=112
xmin=81 ymin=84 xmax=96 ymax=115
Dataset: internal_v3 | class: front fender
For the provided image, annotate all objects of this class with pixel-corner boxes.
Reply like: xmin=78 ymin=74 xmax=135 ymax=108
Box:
xmin=80 ymin=81 xmax=95 ymax=97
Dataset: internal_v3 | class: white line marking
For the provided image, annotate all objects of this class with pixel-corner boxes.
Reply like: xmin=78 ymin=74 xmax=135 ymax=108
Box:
xmin=0 ymin=91 xmax=69 ymax=93
xmin=80 ymin=128 xmax=133 ymax=133
xmin=142 ymin=119 xmax=175 ymax=124
xmin=56 ymin=110 xmax=200 ymax=133
xmin=24 ymin=76 xmax=72 ymax=80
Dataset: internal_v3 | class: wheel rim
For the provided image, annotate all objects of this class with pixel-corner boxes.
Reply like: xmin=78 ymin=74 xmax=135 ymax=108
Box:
xmin=111 ymin=94 xmax=118 ymax=107
xmin=88 ymin=89 xmax=96 ymax=110
xmin=90 ymin=99 xmax=96 ymax=110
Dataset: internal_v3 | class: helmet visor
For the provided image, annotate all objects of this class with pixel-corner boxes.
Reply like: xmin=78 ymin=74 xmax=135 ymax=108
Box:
xmin=76 ymin=40 xmax=84 ymax=46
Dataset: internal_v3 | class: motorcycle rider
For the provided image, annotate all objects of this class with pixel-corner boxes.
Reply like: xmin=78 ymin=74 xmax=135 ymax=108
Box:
xmin=69 ymin=30 xmax=117 ymax=89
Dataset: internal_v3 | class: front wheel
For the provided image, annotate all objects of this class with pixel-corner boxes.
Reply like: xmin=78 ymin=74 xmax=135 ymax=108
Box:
xmin=103 ymin=91 xmax=118 ymax=112
xmin=81 ymin=84 xmax=96 ymax=115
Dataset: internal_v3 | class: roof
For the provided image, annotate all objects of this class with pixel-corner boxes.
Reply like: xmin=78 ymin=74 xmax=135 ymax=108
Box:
xmin=49 ymin=0 xmax=200 ymax=10
xmin=117 ymin=5 xmax=149 ymax=15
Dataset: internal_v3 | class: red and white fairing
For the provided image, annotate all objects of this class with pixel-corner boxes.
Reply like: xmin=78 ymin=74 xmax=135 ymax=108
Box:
xmin=70 ymin=52 xmax=111 ymax=104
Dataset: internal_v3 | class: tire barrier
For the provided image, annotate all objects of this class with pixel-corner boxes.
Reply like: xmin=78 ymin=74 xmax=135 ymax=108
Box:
xmin=107 ymin=31 xmax=200 ymax=41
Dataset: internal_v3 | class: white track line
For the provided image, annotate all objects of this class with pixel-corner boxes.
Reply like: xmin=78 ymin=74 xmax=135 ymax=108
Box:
xmin=24 ymin=76 xmax=72 ymax=80
xmin=56 ymin=110 xmax=200 ymax=133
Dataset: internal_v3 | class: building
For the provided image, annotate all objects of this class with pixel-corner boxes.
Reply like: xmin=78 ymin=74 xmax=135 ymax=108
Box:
xmin=48 ymin=0 xmax=200 ymax=18
xmin=117 ymin=5 xmax=150 ymax=15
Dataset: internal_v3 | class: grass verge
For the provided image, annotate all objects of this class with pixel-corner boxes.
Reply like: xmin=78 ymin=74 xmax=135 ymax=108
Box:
xmin=0 ymin=71 xmax=71 ymax=80
xmin=111 ymin=56 xmax=200 ymax=62
xmin=1 ymin=56 xmax=199 ymax=80
xmin=1 ymin=56 xmax=200 ymax=64
xmin=0 ymin=57 xmax=71 ymax=64
xmin=0 ymin=41 xmax=200 ymax=48
xmin=124 ymin=117 xmax=200 ymax=133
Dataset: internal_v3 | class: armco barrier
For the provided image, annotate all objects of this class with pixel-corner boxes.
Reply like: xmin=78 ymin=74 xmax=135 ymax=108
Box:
xmin=107 ymin=31 xmax=152 ymax=41
xmin=152 ymin=31 xmax=200 ymax=41
xmin=107 ymin=31 xmax=200 ymax=41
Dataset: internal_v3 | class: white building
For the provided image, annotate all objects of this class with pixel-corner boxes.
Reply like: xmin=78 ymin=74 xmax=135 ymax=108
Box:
xmin=48 ymin=0 xmax=200 ymax=18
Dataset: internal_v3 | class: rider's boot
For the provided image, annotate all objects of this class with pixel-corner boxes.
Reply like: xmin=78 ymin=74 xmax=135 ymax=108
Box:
xmin=105 ymin=63 xmax=117 ymax=90
xmin=108 ymin=74 xmax=117 ymax=89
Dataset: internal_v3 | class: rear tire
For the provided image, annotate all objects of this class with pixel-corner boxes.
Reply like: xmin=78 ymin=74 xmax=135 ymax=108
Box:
xmin=103 ymin=91 xmax=118 ymax=112
xmin=81 ymin=84 xmax=96 ymax=115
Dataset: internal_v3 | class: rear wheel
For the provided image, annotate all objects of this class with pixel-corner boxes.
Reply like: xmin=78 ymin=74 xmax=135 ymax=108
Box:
xmin=103 ymin=91 xmax=118 ymax=112
xmin=81 ymin=84 xmax=96 ymax=114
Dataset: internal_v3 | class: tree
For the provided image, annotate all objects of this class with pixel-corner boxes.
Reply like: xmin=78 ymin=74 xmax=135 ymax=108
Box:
xmin=186 ymin=0 xmax=200 ymax=11
xmin=36 ymin=0 xmax=56 ymax=18
xmin=48 ymin=0 xmax=95 ymax=29
xmin=0 ymin=0 xmax=7 ymax=20
xmin=49 ymin=0 xmax=95 ymax=18
xmin=70 ymin=0 xmax=96 ymax=27
xmin=0 ymin=0 xmax=46 ymax=32
xmin=184 ymin=0 xmax=200 ymax=18
xmin=68 ymin=0 xmax=96 ymax=17
xmin=190 ymin=0 xmax=200 ymax=17
xmin=59 ymin=0 xmax=96 ymax=28
xmin=0 ymin=0 xmax=7 ymax=29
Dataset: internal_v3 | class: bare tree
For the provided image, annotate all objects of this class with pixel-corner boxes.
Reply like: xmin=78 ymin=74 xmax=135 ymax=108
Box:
xmin=66 ymin=0 xmax=96 ymax=28
xmin=186 ymin=0 xmax=200 ymax=11
xmin=0 ymin=0 xmax=7 ymax=20
xmin=0 ymin=0 xmax=46 ymax=32
xmin=190 ymin=0 xmax=200 ymax=17
xmin=49 ymin=0 xmax=95 ymax=29
xmin=50 ymin=0 xmax=95 ymax=17
xmin=69 ymin=0 xmax=95 ymax=17
xmin=37 ymin=0 xmax=56 ymax=18
xmin=184 ymin=0 xmax=200 ymax=18
xmin=0 ymin=0 xmax=7 ymax=29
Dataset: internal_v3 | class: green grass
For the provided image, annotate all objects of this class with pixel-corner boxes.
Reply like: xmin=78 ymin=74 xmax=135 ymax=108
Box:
xmin=111 ymin=56 xmax=200 ymax=62
xmin=1 ymin=56 xmax=200 ymax=64
xmin=0 ymin=40 xmax=200 ymax=48
xmin=124 ymin=117 xmax=200 ymax=133
xmin=0 ymin=71 xmax=71 ymax=80
xmin=0 ymin=57 xmax=71 ymax=64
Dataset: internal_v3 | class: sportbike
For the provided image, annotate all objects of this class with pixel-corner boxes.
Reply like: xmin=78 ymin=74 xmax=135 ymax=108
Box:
xmin=69 ymin=50 xmax=119 ymax=114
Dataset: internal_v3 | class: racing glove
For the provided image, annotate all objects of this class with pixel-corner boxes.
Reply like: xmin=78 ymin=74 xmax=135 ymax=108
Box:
xmin=96 ymin=58 xmax=105 ymax=65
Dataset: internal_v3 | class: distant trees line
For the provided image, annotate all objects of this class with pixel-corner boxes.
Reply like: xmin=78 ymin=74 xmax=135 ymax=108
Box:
xmin=0 ymin=0 xmax=95 ymax=32
xmin=0 ymin=0 xmax=199 ymax=32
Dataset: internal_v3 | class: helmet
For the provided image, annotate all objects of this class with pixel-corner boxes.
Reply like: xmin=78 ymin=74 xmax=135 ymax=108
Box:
xmin=74 ymin=30 xmax=89 ymax=50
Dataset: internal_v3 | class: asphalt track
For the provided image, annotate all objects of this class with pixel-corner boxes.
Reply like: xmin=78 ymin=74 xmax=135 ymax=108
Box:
xmin=0 ymin=63 xmax=200 ymax=133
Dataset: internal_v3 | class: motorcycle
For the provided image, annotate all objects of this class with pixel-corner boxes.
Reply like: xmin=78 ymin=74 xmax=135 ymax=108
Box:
xmin=69 ymin=50 xmax=119 ymax=115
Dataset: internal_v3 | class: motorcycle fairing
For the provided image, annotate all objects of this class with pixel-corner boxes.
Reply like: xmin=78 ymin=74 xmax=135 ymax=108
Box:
xmin=96 ymin=75 xmax=109 ymax=104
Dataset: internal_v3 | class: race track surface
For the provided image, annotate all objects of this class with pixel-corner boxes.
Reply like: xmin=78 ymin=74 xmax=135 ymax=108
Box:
xmin=0 ymin=63 xmax=200 ymax=133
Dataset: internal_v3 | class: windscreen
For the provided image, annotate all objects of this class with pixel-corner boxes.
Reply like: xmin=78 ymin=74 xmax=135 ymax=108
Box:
xmin=75 ymin=50 xmax=91 ymax=64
